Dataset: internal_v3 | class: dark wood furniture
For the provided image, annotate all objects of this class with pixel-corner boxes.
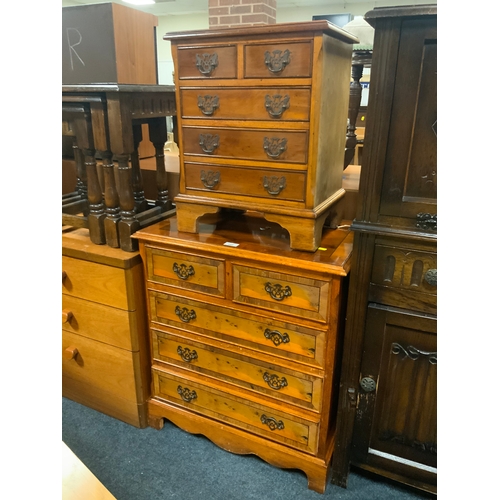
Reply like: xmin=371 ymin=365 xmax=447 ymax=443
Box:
xmin=331 ymin=5 xmax=437 ymax=494
xmin=62 ymin=84 xmax=177 ymax=251
xmin=134 ymin=213 xmax=353 ymax=493
xmin=62 ymin=227 xmax=151 ymax=428
xmin=164 ymin=21 xmax=358 ymax=252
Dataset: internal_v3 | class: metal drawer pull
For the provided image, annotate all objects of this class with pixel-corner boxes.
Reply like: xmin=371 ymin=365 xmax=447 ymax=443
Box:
xmin=175 ymin=306 xmax=197 ymax=323
xmin=198 ymin=95 xmax=219 ymax=115
xmin=263 ymin=175 xmax=286 ymax=195
xmin=265 ymin=94 xmax=290 ymax=118
xmin=263 ymin=328 xmax=290 ymax=346
xmin=199 ymin=133 xmax=219 ymax=154
xmin=263 ymin=137 xmax=287 ymax=159
xmin=177 ymin=346 xmax=198 ymax=363
xmin=260 ymin=414 xmax=285 ymax=431
xmin=360 ymin=377 xmax=377 ymax=392
xmin=264 ymin=49 xmax=291 ymax=73
xmin=195 ymin=53 xmax=218 ymax=76
xmin=264 ymin=282 xmax=292 ymax=301
xmin=263 ymin=372 xmax=288 ymax=390
xmin=424 ymin=269 xmax=437 ymax=286
xmin=173 ymin=262 xmax=195 ymax=280
xmin=200 ymin=170 xmax=220 ymax=189
xmin=177 ymin=385 xmax=198 ymax=403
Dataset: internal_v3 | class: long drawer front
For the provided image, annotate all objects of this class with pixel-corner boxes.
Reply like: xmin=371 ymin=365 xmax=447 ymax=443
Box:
xmin=182 ymin=127 xmax=308 ymax=165
xmin=152 ymin=367 xmax=320 ymax=455
xmin=149 ymin=291 xmax=326 ymax=369
xmin=184 ymin=162 xmax=306 ymax=202
xmin=152 ymin=328 xmax=323 ymax=411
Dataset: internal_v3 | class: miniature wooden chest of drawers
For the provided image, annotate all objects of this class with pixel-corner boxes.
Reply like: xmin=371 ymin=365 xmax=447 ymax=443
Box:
xmin=62 ymin=227 xmax=150 ymax=427
xmin=164 ymin=21 xmax=357 ymax=252
xmin=134 ymin=213 xmax=353 ymax=493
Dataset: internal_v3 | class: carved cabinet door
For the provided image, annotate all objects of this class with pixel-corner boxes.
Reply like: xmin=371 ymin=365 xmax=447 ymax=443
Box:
xmin=351 ymin=304 xmax=437 ymax=489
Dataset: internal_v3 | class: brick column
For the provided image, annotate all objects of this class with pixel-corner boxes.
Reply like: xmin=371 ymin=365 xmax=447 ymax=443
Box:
xmin=209 ymin=0 xmax=276 ymax=29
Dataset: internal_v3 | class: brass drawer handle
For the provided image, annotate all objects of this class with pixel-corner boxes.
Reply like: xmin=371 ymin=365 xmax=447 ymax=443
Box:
xmin=173 ymin=262 xmax=195 ymax=280
xmin=264 ymin=49 xmax=291 ymax=74
xmin=263 ymin=372 xmax=288 ymax=390
xmin=263 ymin=137 xmax=287 ymax=159
xmin=175 ymin=306 xmax=197 ymax=323
xmin=195 ymin=52 xmax=218 ymax=76
xmin=177 ymin=385 xmax=198 ymax=403
xmin=200 ymin=170 xmax=220 ymax=189
xmin=263 ymin=176 xmax=286 ymax=195
xmin=424 ymin=269 xmax=437 ymax=286
xmin=198 ymin=95 xmax=219 ymax=116
xmin=265 ymin=94 xmax=290 ymax=118
xmin=264 ymin=282 xmax=292 ymax=301
xmin=263 ymin=328 xmax=290 ymax=346
xmin=177 ymin=346 xmax=198 ymax=363
xmin=260 ymin=414 xmax=285 ymax=431
xmin=199 ymin=133 xmax=219 ymax=154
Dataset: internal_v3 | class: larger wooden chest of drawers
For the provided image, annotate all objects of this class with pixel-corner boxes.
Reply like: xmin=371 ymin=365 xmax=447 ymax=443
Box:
xmin=164 ymin=21 xmax=357 ymax=252
xmin=62 ymin=227 xmax=150 ymax=427
xmin=134 ymin=213 xmax=353 ymax=493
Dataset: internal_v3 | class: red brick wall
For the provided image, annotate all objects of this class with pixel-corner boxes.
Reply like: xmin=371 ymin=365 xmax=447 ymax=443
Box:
xmin=208 ymin=0 xmax=276 ymax=28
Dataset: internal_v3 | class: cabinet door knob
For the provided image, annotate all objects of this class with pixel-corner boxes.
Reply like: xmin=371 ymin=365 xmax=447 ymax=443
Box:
xmin=62 ymin=309 xmax=73 ymax=323
xmin=360 ymin=376 xmax=377 ymax=392
xmin=64 ymin=346 xmax=79 ymax=360
xmin=424 ymin=269 xmax=437 ymax=286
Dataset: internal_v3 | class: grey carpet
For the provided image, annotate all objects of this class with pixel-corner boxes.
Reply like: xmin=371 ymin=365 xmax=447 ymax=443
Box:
xmin=62 ymin=397 xmax=433 ymax=500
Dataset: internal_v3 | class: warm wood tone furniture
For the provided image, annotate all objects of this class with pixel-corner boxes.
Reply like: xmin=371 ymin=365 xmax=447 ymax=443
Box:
xmin=62 ymin=2 xmax=158 ymax=85
xmin=134 ymin=213 xmax=353 ymax=493
xmin=331 ymin=5 xmax=437 ymax=494
xmin=62 ymin=84 xmax=177 ymax=251
xmin=164 ymin=21 xmax=357 ymax=252
xmin=62 ymin=227 xmax=151 ymax=428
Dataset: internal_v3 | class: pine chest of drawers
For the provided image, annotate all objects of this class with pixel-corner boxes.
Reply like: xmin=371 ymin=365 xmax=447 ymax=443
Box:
xmin=62 ymin=227 xmax=150 ymax=428
xmin=164 ymin=21 xmax=357 ymax=252
xmin=134 ymin=213 xmax=353 ymax=493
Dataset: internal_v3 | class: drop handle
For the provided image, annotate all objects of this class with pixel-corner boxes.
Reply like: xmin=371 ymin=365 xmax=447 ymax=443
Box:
xmin=64 ymin=346 xmax=79 ymax=360
xmin=62 ymin=309 xmax=73 ymax=324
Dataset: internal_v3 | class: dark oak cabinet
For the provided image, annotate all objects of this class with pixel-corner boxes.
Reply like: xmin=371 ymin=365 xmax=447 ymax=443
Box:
xmin=331 ymin=5 xmax=437 ymax=495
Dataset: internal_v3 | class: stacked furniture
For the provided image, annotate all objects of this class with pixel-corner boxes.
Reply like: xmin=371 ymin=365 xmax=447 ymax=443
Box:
xmin=164 ymin=21 xmax=358 ymax=251
xmin=331 ymin=5 xmax=437 ymax=494
xmin=134 ymin=212 xmax=353 ymax=493
xmin=62 ymin=227 xmax=151 ymax=428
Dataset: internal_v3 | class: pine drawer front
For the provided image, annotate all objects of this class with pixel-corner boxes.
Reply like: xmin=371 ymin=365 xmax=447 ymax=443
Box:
xmin=233 ymin=265 xmax=330 ymax=323
xmin=176 ymin=45 xmax=237 ymax=80
xmin=369 ymin=244 xmax=437 ymax=313
xmin=182 ymin=127 xmax=308 ymax=165
xmin=184 ymin=162 xmax=306 ymax=202
xmin=244 ymin=41 xmax=313 ymax=78
xmin=152 ymin=329 xmax=323 ymax=411
xmin=62 ymin=295 xmax=138 ymax=351
xmin=145 ymin=246 xmax=225 ymax=297
xmin=180 ymin=87 xmax=311 ymax=121
xmin=152 ymin=368 xmax=320 ymax=454
xmin=62 ymin=256 xmax=129 ymax=309
xmin=149 ymin=292 xmax=327 ymax=369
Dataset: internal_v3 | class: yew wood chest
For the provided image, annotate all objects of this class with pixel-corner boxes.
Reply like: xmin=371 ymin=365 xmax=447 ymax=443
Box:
xmin=134 ymin=213 xmax=353 ymax=493
xmin=164 ymin=21 xmax=357 ymax=251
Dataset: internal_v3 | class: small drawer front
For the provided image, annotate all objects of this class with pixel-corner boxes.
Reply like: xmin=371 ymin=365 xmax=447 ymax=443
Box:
xmin=176 ymin=45 xmax=237 ymax=79
xmin=244 ymin=41 xmax=313 ymax=78
xmin=145 ymin=246 xmax=225 ymax=298
xmin=62 ymin=295 xmax=138 ymax=351
xmin=152 ymin=329 xmax=323 ymax=411
xmin=150 ymin=292 xmax=326 ymax=369
xmin=180 ymin=87 xmax=311 ymax=121
xmin=184 ymin=163 xmax=306 ymax=202
xmin=153 ymin=368 xmax=319 ymax=454
xmin=233 ymin=265 xmax=330 ymax=323
xmin=62 ymin=256 xmax=129 ymax=309
xmin=182 ymin=127 xmax=308 ymax=165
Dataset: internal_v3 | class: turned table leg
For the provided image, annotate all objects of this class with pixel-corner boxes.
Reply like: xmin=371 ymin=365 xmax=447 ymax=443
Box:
xmin=101 ymin=150 xmax=121 ymax=248
xmin=131 ymin=124 xmax=148 ymax=213
xmin=83 ymin=148 xmax=106 ymax=245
